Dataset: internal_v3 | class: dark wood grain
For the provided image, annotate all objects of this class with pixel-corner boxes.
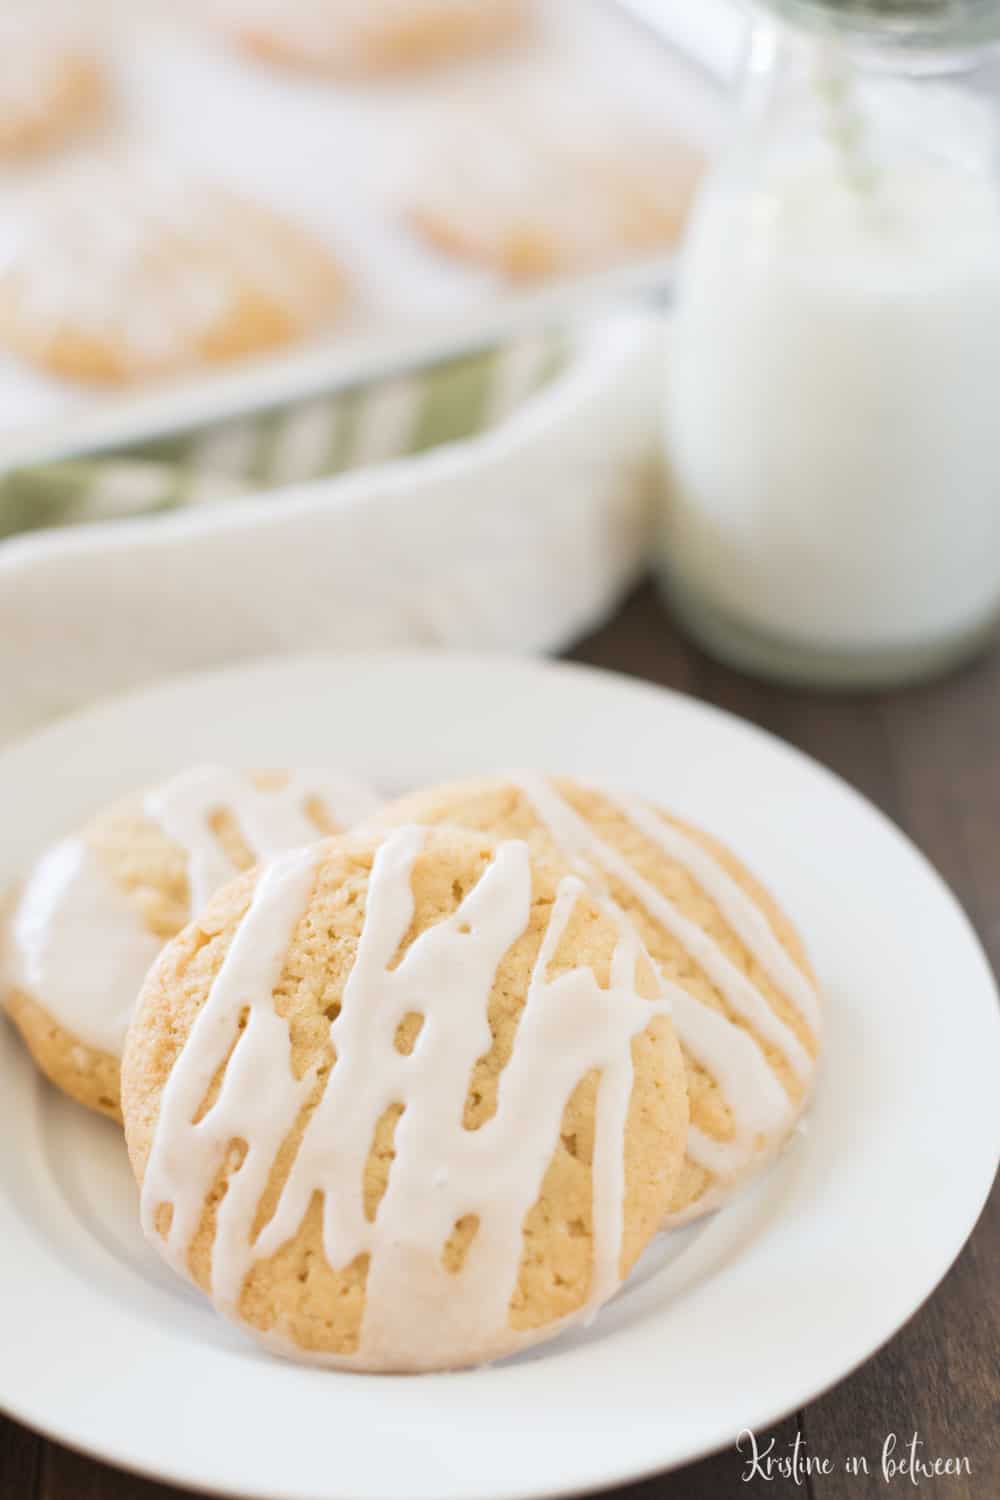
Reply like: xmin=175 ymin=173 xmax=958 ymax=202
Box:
xmin=0 ymin=1413 xmax=40 ymax=1499
xmin=2 ymin=582 xmax=997 ymax=1500
xmin=38 ymin=1443 xmax=203 ymax=1500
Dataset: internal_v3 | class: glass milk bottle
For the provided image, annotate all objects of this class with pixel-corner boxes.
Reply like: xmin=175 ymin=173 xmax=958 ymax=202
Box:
xmin=659 ymin=0 xmax=1000 ymax=686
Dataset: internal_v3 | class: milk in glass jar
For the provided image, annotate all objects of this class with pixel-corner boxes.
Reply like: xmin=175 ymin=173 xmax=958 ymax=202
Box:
xmin=660 ymin=0 xmax=1000 ymax=685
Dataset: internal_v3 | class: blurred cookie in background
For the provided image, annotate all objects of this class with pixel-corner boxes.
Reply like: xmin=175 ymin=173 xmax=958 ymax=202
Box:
xmin=205 ymin=0 xmax=533 ymax=78
xmin=405 ymin=92 xmax=704 ymax=280
xmin=0 ymin=5 xmax=108 ymax=159
xmin=0 ymin=155 xmax=348 ymax=384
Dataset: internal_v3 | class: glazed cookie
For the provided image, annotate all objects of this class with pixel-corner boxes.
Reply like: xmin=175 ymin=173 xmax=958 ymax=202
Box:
xmin=406 ymin=106 xmax=703 ymax=280
xmin=122 ymin=824 xmax=688 ymax=1371
xmin=376 ymin=776 xmax=822 ymax=1223
xmin=207 ymin=0 xmax=530 ymax=77
xmin=4 ymin=767 xmax=379 ymax=1121
xmin=0 ymin=9 xmax=106 ymax=159
xmin=0 ymin=160 xmax=347 ymax=384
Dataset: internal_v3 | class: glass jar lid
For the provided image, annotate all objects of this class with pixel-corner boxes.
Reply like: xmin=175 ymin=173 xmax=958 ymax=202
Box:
xmin=756 ymin=0 xmax=1000 ymax=49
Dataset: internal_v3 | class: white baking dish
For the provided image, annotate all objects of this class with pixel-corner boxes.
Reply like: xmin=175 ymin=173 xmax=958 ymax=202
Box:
xmin=0 ymin=0 xmax=728 ymax=468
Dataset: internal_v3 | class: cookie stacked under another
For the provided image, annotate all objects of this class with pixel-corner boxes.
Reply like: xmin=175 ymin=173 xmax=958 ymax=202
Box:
xmin=375 ymin=776 xmax=822 ymax=1223
xmin=4 ymin=766 xmax=378 ymax=1119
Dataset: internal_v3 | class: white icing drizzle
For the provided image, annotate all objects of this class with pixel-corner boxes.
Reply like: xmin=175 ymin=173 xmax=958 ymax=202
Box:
xmin=140 ymin=827 xmax=665 ymax=1370
xmin=145 ymin=766 xmax=378 ymax=914
xmin=606 ymin=791 xmax=821 ymax=1035
xmin=4 ymin=766 xmax=379 ymax=1059
xmin=661 ymin=980 xmax=791 ymax=1175
xmin=512 ymin=775 xmax=818 ymax=1181
xmin=6 ymin=839 xmax=164 ymax=1057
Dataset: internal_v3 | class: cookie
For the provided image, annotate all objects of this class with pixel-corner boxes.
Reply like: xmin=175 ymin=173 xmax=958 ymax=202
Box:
xmin=406 ymin=106 xmax=703 ymax=280
xmin=121 ymin=823 xmax=688 ymax=1371
xmin=3 ymin=767 xmax=379 ymax=1121
xmin=0 ymin=160 xmax=347 ymax=384
xmin=0 ymin=10 xmax=106 ymax=159
xmin=208 ymin=0 xmax=530 ymax=77
xmin=376 ymin=776 xmax=821 ymax=1223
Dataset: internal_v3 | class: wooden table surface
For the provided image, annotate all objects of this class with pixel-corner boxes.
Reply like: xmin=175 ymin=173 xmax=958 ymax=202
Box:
xmin=1 ymin=581 xmax=997 ymax=1500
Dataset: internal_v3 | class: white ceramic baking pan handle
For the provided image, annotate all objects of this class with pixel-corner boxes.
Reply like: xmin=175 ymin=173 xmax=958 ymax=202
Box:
xmin=0 ymin=315 xmax=664 ymax=744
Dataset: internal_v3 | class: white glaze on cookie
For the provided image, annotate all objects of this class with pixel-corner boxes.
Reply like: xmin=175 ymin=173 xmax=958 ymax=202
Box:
xmin=139 ymin=827 xmax=666 ymax=1370
xmin=7 ymin=839 xmax=164 ymax=1056
xmin=512 ymin=775 xmax=819 ymax=1195
xmin=608 ymin=792 xmax=821 ymax=1034
xmin=146 ymin=766 xmax=375 ymax=913
xmin=4 ymin=767 xmax=379 ymax=1057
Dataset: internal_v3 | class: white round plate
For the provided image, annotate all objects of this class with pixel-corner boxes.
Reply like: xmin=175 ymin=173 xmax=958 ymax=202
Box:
xmin=1 ymin=651 xmax=997 ymax=1500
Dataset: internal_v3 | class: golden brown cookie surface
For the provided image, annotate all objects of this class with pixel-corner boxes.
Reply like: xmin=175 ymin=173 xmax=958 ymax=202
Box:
xmin=122 ymin=824 xmax=688 ymax=1371
xmin=5 ymin=989 xmax=122 ymax=1121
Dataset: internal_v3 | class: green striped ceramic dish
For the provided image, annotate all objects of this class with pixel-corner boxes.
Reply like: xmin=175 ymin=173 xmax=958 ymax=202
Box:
xmin=0 ymin=333 xmax=570 ymax=542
